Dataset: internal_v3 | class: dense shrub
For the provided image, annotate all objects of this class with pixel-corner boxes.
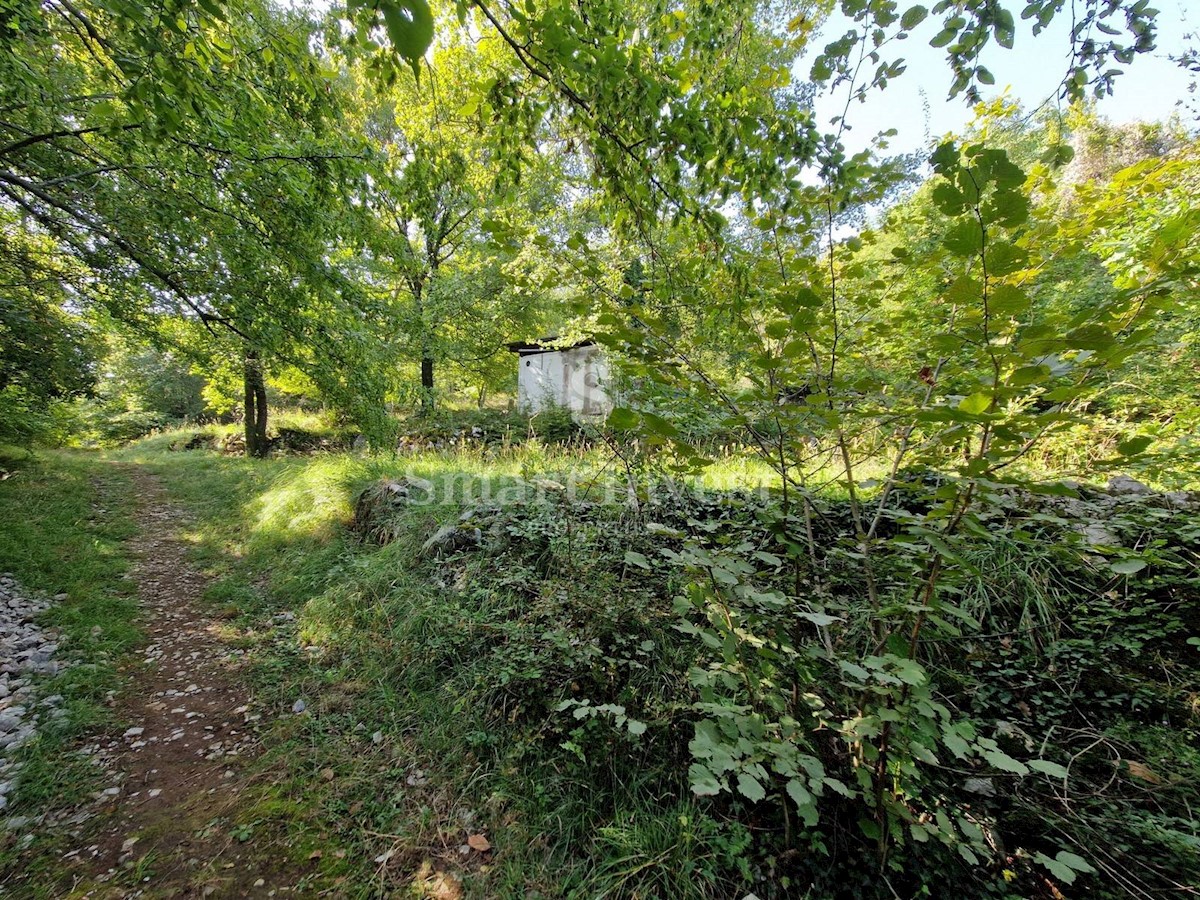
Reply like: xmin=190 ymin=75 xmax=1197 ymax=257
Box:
xmin=398 ymin=483 xmax=1200 ymax=897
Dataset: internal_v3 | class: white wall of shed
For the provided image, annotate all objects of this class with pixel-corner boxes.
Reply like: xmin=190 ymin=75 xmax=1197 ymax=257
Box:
xmin=516 ymin=346 xmax=612 ymax=419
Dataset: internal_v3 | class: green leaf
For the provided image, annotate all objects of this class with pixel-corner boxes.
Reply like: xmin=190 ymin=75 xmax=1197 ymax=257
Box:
xmin=890 ymin=657 xmax=928 ymax=686
xmin=1034 ymin=850 xmax=1095 ymax=884
xmin=986 ymin=240 xmax=1028 ymax=276
xmin=988 ymin=187 xmax=1030 ymax=225
xmin=945 ymin=275 xmax=981 ymax=305
xmin=624 ymin=551 xmax=651 ymax=570
xmin=839 ymin=660 xmax=871 ymax=682
xmin=1009 ymin=365 xmax=1048 ymax=387
xmin=1055 ymin=851 xmax=1095 ymax=875
xmin=901 ymin=5 xmax=928 ymax=29
xmin=1110 ymin=558 xmax=1147 ymax=575
xmin=381 ymin=0 xmax=435 ymax=75
xmin=941 ymin=725 xmax=970 ymax=759
xmin=799 ymin=610 xmax=840 ymax=627
xmin=823 ymin=777 xmax=852 ymax=797
xmin=1034 ymin=853 xmax=1076 ymax=883
xmin=994 ymin=9 xmax=1016 ymax=48
xmin=958 ymin=392 xmax=992 ymax=415
xmin=930 ymin=141 xmax=959 ymax=174
xmin=786 ymin=779 xmax=819 ymax=825
xmin=990 ymin=284 xmax=1031 ymax=317
xmin=1040 ymin=143 xmax=1075 ymax=167
xmin=689 ymin=763 xmax=722 ymax=796
xmin=931 ymin=182 xmax=965 ymax=214
xmin=765 ymin=321 xmax=789 ymax=339
xmin=1117 ymin=435 xmax=1153 ymax=456
xmin=641 ymin=411 xmax=680 ymax=438
xmin=606 ymin=407 xmax=639 ymax=430
xmin=1064 ymin=324 xmax=1114 ymax=351
xmin=783 ymin=286 xmax=824 ymax=310
xmin=1028 ymin=759 xmax=1069 ymax=778
xmin=984 ymin=749 xmax=1029 ymax=775
xmin=930 ymin=26 xmax=957 ymax=48
xmin=736 ymin=772 xmax=766 ymax=802
xmin=943 ymin=219 xmax=984 ymax=255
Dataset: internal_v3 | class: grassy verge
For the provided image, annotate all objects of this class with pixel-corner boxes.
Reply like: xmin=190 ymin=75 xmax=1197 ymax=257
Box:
xmin=0 ymin=450 xmax=140 ymax=875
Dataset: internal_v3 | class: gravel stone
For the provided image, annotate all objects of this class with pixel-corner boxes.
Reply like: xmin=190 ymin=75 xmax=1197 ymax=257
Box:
xmin=0 ymin=575 xmax=71 ymax=784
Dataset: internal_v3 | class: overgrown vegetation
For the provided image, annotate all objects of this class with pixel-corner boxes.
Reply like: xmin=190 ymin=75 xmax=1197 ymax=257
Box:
xmin=89 ymin=434 xmax=1195 ymax=898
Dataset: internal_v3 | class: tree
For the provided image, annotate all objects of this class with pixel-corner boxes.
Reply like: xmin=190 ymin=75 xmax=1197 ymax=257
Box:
xmin=0 ymin=216 xmax=98 ymax=446
xmin=337 ymin=25 xmax=574 ymax=413
xmin=380 ymin=141 xmax=475 ymax=413
xmin=1 ymin=0 xmax=394 ymax=454
xmin=353 ymin=0 xmax=1173 ymax=881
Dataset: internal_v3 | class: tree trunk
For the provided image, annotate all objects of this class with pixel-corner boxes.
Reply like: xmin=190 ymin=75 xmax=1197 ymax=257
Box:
xmin=243 ymin=349 xmax=269 ymax=458
xmin=414 ymin=280 xmax=435 ymax=416
xmin=420 ymin=353 xmax=434 ymax=415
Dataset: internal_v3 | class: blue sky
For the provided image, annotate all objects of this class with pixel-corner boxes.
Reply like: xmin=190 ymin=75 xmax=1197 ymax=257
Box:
xmin=812 ymin=0 xmax=1196 ymax=154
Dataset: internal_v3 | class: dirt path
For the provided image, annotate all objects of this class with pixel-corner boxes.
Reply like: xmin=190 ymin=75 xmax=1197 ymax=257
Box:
xmin=39 ymin=467 xmax=312 ymax=897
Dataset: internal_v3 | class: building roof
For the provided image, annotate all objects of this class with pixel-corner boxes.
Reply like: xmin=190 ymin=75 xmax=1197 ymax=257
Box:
xmin=505 ymin=336 xmax=597 ymax=355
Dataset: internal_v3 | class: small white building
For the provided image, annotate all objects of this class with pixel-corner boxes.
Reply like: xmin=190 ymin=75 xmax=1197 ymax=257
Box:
xmin=508 ymin=338 xmax=612 ymax=419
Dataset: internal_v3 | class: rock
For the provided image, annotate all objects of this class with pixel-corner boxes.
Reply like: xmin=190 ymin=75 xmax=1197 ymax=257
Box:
xmin=1107 ymin=475 xmax=1151 ymax=496
xmin=0 ymin=583 xmax=61 ymax=768
xmin=1080 ymin=523 xmax=1119 ymax=547
xmin=292 ymin=699 xmax=306 ymax=714
xmin=123 ymin=727 xmax=145 ymax=738
xmin=352 ymin=477 xmax=435 ymax=544
xmin=964 ymin=777 xmax=996 ymax=796
xmin=422 ymin=524 xmax=482 ymax=555
xmin=180 ymin=432 xmax=218 ymax=451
